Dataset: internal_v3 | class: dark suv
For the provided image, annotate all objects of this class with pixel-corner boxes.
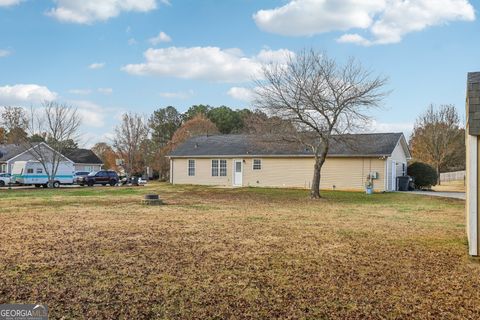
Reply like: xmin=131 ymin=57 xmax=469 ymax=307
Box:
xmin=80 ymin=170 xmax=119 ymax=187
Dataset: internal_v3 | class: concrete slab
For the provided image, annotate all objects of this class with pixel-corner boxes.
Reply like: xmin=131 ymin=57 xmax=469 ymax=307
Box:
xmin=403 ymin=191 xmax=465 ymax=200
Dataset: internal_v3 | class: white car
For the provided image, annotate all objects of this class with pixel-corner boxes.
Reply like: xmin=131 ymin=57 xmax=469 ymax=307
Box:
xmin=0 ymin=173 xmax=11 ymax=187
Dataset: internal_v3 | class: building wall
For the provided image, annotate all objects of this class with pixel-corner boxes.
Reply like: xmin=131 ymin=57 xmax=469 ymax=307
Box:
xmin=171 ymin=158 xmax=232 ymax=186
xmin=385 ymin=140 xmax=409 ymax=191
xmin=389 ymin=141 xmax=408 ymax=177
xmin=5 ymin=145 xmax=72 ymax=174
xmin=171 ymin=157 xmax=387 ymax=192
xmin=74 ymin=164 xmax=102 ymax=172
xmin=466 ymin=74 xmax=480 ymax=256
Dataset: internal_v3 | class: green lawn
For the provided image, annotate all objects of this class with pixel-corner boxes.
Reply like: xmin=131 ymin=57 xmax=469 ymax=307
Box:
xmin=0 ymin=183 xmax=478 ymax=319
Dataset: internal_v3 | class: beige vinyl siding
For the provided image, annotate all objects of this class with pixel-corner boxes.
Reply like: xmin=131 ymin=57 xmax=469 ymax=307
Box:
xmin=243 ymin=157 xmax=385 ymax=191
xmin=172 ymin=157 xmax=386 ymax=192
xmin=171 ymin=158 xmax=232 ymax=185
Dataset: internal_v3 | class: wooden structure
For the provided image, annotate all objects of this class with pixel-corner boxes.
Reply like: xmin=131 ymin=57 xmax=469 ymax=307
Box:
xmin=466 ymin=72 xmax=480 ymax=256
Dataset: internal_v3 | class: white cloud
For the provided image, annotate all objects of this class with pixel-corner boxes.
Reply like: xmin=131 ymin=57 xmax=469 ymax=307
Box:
xmin=337 ymin=33 xmax=373 ymax=46
xmin=80 ymin=131 xmax=115 ymax=148
xmin=159 ymin=90 xmax=193 ymax=99
xmin=97 ymin=87 xmax=113 ymax=95
xmin=88 ymin=62 xmax=105 ymax=70
xmin=0 ymin=84 xmax=58 ymax=105
xmin=254 ymin=0 xmax=475 ymax=45
xmin=149 ymin=31 xmax=172 ymax=45
xmin=227 ymin=87 xmax=255 ymax=102
xmin=0 ymin=49 xmax=11 ymax=57
xmin=122 ymin=47 xmax=294 ymax=82
xmin=128 ymin=38 xmax=137 ymax=45
xmin=47 ymin=0 xmax=158 ymax=24
xmin=68 ymin=88 xmax=92 ymax=95
xmin=254 ymin=0 xmax=382 ymax=36
xmin=0 ymin=0 xmax=21 ymax=7
xmin=68 ymin=88 xmax=113 ymax=95
xmin=368 ymin=120 xmax=414 ymax=136
xmin=69 ymin=100 xmax=107 ymax=128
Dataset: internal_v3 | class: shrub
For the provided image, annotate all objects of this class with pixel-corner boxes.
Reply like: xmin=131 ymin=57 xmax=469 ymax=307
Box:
xmin=407 ymin=162 xmax=438 ymax=189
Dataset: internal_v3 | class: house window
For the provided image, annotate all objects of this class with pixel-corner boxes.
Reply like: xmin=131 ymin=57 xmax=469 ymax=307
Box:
xmin=36 ymin=168 xmax=43 ymax=174
xmin=212 ymin=160 xmax=219 ymax=176
xmin=27 ymin=168 xmax=34 ymax=174
xmin=188 ymin=160 xmax=195 ymax=176
xmin=402 ymin=163 xmax=406 ymax=176
xmin=253 ymin=159 xmax=262 ymax=170
xmin=0 ymin=164 xmax=5 ymax=173
xmin=220 ymin=160 xmax=227 ymax=176
xmin=212 ymin=159 xmax=227 ymax=176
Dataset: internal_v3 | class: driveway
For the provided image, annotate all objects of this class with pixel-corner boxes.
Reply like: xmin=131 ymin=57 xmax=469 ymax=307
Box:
xmin=406 ymin=191 xmax=465 ymax=200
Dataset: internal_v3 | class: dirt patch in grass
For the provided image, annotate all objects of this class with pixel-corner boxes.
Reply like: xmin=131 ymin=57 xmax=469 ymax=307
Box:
xmin=0 ymin=183 xmax=478 ymax=319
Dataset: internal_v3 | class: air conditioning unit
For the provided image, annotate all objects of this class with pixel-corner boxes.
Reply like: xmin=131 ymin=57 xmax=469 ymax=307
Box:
xmin=369 ymin=171 xmax=379 ymax=179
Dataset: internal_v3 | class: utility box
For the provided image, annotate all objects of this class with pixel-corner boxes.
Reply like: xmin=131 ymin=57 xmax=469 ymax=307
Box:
xmin=466 ymin=72 xmax=480 ymax=256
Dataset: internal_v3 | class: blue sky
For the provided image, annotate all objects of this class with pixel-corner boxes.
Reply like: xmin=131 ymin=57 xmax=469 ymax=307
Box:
xmin=0 ymin=0 xmax=479 ymax=146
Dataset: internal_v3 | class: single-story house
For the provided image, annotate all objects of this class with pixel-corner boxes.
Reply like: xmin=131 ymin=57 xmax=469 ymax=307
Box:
xmin=64 ymin=149 xmax=103 ymax=172
xmin=0 ymin=143 xmax=103 ymax=174
xmin=0 ymin=144 xmax=26 ymax=173
xmin=0 ymin=142 xmax=73 ymax=174
xmin=168 ymin=133 xmax=411 ymax=192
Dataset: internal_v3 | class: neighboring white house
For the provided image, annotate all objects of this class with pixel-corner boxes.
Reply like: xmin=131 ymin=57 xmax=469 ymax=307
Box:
xmin=0 ymin=143 xmax=103 ymax=174
xmin=0 ymin=143 xmax=72 ymax=175
xmin=168 ymin=133 xmax=411 ymax=192
xmin=64 ymin=148 xmax=103 ymax=172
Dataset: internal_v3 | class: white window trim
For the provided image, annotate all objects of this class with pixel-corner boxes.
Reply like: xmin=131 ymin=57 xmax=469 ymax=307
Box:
xmin=211 ymin=159 xmax=227 ymax=177
xmin=252 ymin=159 xmax=262 ymax=170
xmin=219 ymin=159 xmax=227 ymax=177
xmin=188 ymin=159 xmax=195 ymax=176
xmin=211 ymin=159 xmax=219 ymax=177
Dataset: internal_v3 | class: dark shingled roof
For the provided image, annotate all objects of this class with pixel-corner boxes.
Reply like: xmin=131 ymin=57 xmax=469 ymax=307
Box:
xmin=169 ymin=133 xmax=406 ymax=158
xmin=64 ymin=149 xmax=103 ymax=164
xmin=0 ymin=144 xmax=29 ymax=162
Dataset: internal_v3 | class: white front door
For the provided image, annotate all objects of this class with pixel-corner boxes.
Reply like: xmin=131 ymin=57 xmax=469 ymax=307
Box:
xmin=233 ymin=160 xmax=243 ymax=186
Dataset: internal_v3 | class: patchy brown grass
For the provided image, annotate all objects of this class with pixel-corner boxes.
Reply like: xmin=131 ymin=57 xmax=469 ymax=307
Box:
xmin=433 ymin=180 xmax=466 ymax=193
xmin=0 ymin=183 xmax=478 ymax=319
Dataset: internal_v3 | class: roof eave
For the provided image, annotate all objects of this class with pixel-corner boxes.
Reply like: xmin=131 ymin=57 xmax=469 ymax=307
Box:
xmin=168 ymin=154 xmax=390 ymax=159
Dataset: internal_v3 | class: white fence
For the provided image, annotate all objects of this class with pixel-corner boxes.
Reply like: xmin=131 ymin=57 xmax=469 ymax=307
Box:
xmin=440 ymin=170 xmax=466 ymax=182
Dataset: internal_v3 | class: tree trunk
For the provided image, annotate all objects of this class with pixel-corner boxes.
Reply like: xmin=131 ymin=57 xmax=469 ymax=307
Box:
xmin=436 ymin=164 xmax=441 ymax=185
xmin=310 ymin=158 xmax=322 ymax=199
xmin=310 ymin=145 xmax=328 ymax=199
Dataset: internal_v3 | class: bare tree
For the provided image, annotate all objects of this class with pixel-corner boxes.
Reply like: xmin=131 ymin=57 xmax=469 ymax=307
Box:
xmin=0 ymin=106 xmax=28 ymax=144
xmin=409 ymin=104 xmax=464 ymax=184
xmin=113 ymin=113 xmax=149 ymax=177
xmin=242 ymin=110 xmax=296 ymax=135
xmin=254 ymin=49 xmax=388 ymax=198
xmin=25 ymin=101 xmax=81 ymax=187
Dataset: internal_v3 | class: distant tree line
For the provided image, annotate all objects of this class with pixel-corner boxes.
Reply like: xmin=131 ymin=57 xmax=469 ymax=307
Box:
xmin=0 ymin=103 xmax=283 ymax=180
xmin=92 ymin=105 xmax=283 ymax=180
